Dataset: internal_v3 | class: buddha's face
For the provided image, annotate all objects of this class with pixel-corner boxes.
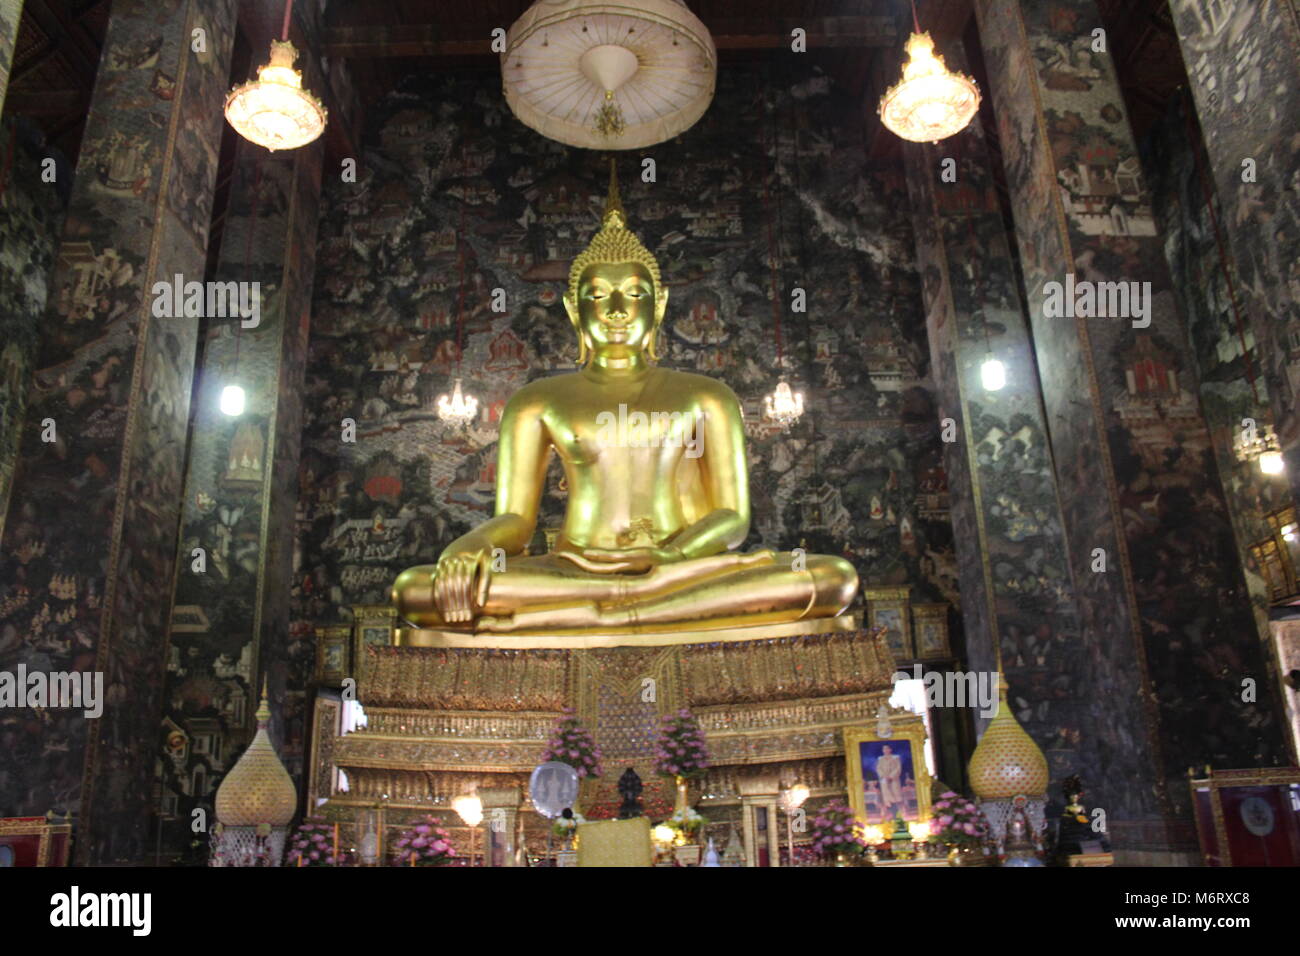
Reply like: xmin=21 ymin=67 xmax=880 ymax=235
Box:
xmin=568 ymin=261 xmax=665 ymax=358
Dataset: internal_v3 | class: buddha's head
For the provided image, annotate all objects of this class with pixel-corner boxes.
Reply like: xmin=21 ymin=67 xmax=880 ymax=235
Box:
xmin=563 ymin=161 xmax=668 ymax=364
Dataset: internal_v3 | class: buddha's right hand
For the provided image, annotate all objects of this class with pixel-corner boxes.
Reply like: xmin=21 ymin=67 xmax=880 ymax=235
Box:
xmin=432 ymin=547 xmax=492 ymax=623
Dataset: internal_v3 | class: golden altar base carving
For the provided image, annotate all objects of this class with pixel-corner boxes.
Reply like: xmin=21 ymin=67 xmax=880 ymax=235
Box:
xmin=314 ymin=622 xmax=899 ymax=830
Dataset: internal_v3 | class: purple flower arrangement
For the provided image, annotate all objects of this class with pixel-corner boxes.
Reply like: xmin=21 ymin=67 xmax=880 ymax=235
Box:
xmin=391 ymin=815 xmax=457 ymax=866
xmin=286 ymin=815 xmax=341 ymax=866
xmin=928 ymin=791 xmax=991 ymax=847
xmin=653 ymin=708 xmax=710 ymax=779
xmin=540 ymin=708 xmax=603 ymax=778
xmin=809 ymin=802 xmax=867 ymax=858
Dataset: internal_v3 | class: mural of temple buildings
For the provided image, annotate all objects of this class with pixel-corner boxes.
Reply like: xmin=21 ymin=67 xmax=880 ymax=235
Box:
xmin=0 ymin=0 xmax=1298 ymax=885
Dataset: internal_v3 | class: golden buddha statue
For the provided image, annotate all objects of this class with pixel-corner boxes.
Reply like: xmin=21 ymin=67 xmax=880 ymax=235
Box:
xmin=392 ymin=163 xmax=858 ymax=633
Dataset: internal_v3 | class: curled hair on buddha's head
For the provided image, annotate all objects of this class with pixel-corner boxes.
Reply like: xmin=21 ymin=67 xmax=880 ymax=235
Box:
xmin=564 ymin=159 xmax=667 ymax=363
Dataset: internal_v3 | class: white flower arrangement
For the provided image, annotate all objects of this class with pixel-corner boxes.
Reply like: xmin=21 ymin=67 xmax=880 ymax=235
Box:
xmin=668 ymin=807 xmax=704 ymax=833
xmin=551 ymin=812 xmax=586 ymax=837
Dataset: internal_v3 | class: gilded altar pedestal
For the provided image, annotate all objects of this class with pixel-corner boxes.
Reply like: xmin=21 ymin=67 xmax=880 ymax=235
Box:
xmin=309 ymin=617 xmax=897 ymax=853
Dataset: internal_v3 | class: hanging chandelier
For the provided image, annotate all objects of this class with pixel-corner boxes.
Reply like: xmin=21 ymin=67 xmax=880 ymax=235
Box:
xmin=501 ymin=0 xmax=716 ymax=150
xmin=1235 ymin=420 xmax=1285 ymax=474
xmin=878 ymin=11 xmax=980 ymax=144
xmin=764 ymin=380 xmax=804 ymax=428
xmin=437 ymin=378 xmax=479 ymax=425
xmin=437 ymin=202 xmax=480 ymax=427
xmin=224 ymin=1 xmax=326 ymax=152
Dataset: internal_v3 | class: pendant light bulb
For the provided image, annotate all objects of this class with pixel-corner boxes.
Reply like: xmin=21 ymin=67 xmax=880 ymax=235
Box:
xmin=220 ymin=384 xmax=247 ymax=417
xmin=981 ymin=357 xmax=1006 ymax=392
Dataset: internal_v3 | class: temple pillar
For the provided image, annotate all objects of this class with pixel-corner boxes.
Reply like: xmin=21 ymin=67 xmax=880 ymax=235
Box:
xmin=159 ymin=5 xmax=325 ymax=858
xmin=1168 ymin=1 xmax=1300 ymax=503
xmin=0 ymin=0 xmax=21 ymax=115
xmin=738 ymin=776 xmax=780 ymax=866
xmin=0 ymin=0 xmax=237 ymax=863
xmin=1145 ymin=88 xmax=1297 ymax=762
xmin=479 ymin=787 xmax=522 ymax=866
xmin=902 ymin=44 xmax=1093 ymax=807
xmin=974 ymin=0 xmax=1288 ymax=863
xmin=0 ymin=115 xmax=64 ymax=545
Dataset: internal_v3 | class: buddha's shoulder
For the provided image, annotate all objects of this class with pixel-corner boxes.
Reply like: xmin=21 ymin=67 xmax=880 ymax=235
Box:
xmin=657 ymin=368 xmax=741 ymax=407
xmin=504 ymin=374 xmax=577 ymax=411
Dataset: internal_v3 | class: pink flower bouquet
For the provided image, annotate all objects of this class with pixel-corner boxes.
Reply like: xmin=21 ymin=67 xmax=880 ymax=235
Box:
xmin=928 ymin=791 xmax=990 ymax=847
xmin=653 ymin=709 xmax=710 ymax=779
xmin=391 ymin=815 xmax=458 ymax=866
xmin=540 ymin=708 xmax=603 ymax=779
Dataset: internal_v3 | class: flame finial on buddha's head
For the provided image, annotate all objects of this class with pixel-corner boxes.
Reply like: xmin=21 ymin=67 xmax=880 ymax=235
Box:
xmin=565 ymin=159 xmax=663 ymax=310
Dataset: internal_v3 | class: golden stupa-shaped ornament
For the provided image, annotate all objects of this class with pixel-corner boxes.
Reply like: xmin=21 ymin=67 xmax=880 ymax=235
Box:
xmin=214 ymin=689 xmax=298 ymax=827
xmin=968 ymin=673 xmax=1049 ymax=799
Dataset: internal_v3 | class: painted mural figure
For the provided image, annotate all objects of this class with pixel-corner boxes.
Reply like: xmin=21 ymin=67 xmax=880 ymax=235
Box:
xmin=391 ymin=164 xmax=858 ymax=632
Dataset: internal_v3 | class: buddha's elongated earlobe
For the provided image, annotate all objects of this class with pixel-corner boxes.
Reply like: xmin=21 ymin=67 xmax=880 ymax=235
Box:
xmin=564 ymin=293 xmax=588 ymax=365
xmin=647 ymin=287 xmax=669 ymax=361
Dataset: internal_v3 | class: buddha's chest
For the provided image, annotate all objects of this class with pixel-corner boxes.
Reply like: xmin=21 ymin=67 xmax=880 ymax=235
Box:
xmin=546 ymin=394 xmax=704 ymax=467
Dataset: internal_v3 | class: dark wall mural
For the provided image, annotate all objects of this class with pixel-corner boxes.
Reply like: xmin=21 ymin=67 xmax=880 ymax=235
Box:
xmin=0 ymin=0 xmax=238 ymax=862
xmin=975 ymin=0 xmax=1288 ymax=855
xmin=291 ymin=64 xmax=957 ymax=716
xmin=0 ymin=117 xmax=65 ymax=544
xmin=1169 ymin=0 xmax=1300 ymax=506
xmin=157 ymin=0 xmax=327 ymax=861
xmin=1144 ymin=87 xmax=1288 ymax=661
xmin=906 ymin=111 xmax=1092 ymax=798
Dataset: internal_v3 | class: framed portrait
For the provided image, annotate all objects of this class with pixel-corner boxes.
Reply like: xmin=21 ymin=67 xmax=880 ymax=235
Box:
xmin=351 ymin=604 xmax=396 ymax=684
xmin=315 ymin=626 xmax=351 ymax=685
xmin=912 ymin=603 xmax=950 ymax=659
xmin=0 ymin=815 xmax=73 ymax=867
xmin=865 ymin=587 xmax=911 ymax=662
xmin=844 ymin=720 xmax=931 ymax=828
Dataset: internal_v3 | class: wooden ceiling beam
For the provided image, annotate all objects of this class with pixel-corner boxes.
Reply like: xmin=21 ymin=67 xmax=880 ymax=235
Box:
xmin=3 ymin=88 xmax=88 ymax=114
xmin=322 ymin=16 xmax=898 ymax=59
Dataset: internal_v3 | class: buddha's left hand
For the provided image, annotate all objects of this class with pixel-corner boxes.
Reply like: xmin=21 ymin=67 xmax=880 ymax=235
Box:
xmin=558 ymin=546 xmax=683 ymax=574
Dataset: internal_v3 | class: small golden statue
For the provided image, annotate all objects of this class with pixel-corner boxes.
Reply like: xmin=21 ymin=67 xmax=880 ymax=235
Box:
xmin=392 ymin=162 xmax=858 ymax=633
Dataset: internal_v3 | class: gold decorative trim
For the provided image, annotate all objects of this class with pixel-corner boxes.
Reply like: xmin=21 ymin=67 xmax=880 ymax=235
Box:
xmin=307 ymin=695 xmax=340 ymax=808
xmin=394 ymin=613 xmax=860 ymax=649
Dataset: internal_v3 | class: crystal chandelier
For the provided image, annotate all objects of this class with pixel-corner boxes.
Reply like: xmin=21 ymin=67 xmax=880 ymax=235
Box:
xmin=1235 ymin=419 xmax=1285 ymax=474
xmin=878 ymin=9 xmax=980 ymax=144
xmin=224 ymin=2 xmax=326 ymax=152
xmin=764 ymin=380 xmax=804 ymax=428
xmin=437 ymin=378 xmax=479 ymax=425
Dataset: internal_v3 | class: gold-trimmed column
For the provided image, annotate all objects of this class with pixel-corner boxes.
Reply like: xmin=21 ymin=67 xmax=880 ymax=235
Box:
xmin=1168 ymin=1 xmax=1300 ymax=502
xmin=903 ymin=48 xmax=1087 ymax=791
xmin=158 ymin=0 xmax=326 ymax=862
xmin=0 ymin=0 xmax=238 ymax=865
xmin=0 ymin=0 xmax=21 ymax=116
xmin=974 ymin=0 xmax=1289 ymax=862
